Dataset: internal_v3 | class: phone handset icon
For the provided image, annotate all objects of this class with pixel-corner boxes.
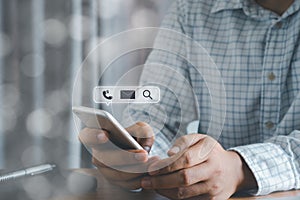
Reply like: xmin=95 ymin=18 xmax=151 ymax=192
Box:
xmin=103 ymin=90 xmax=113 ymax=100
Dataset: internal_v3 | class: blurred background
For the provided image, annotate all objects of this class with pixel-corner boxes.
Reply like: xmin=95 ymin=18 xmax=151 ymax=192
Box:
xmin=0 ymin=0 xmax=172 ymax=170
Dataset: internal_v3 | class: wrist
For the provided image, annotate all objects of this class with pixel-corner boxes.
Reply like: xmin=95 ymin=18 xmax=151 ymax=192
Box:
xmin=230 ymin=151 xmax=257 ymax=192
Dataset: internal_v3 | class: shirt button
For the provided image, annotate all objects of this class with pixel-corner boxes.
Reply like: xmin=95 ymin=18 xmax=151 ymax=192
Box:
xmin=275 ymin=22 xmax=282 ymax=29
xmin=265 ymin=121 xmax=275 ymax=129
xmin=268 ymin=72 xmax=276 ymax=81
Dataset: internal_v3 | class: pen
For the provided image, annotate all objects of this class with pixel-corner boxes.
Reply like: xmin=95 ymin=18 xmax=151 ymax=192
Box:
xmin=0 ymin=164 xmax=56 ymax=182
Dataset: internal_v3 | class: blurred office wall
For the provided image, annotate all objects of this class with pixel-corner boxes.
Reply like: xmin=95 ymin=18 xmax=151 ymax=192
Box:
xmin=0 ymin=0 xmax=171 ymax=169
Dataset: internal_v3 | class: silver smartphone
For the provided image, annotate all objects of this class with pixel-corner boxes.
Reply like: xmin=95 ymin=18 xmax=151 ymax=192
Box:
xmin=72 ymin=106 xmax=143 ymax=150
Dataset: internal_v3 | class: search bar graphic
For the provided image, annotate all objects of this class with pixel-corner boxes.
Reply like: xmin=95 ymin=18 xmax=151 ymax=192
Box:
xmin=93 ymin=86 xmax=160 ymax=104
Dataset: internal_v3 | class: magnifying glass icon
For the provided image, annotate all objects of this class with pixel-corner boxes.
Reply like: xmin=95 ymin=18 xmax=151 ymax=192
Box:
xmin=143 ymin=90 xmax=153 ymax=100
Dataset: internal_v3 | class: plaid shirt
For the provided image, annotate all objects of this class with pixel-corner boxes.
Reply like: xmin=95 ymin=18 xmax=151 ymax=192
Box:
xmin=123 ymin=0 xmax=300 ymax=195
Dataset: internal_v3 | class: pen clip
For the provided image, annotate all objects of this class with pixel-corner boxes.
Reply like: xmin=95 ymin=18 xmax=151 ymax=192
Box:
xmin=25 ymin=164 xmax=56 ymax=176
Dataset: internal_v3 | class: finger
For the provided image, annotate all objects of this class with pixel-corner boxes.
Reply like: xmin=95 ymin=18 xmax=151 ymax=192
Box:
xmin=92 ymin=152 xmax=159 ymax=170
xmin=155 ymin=188 xmax=179 ymax=200
xmin=92 ymin=148 xmax=148 ymax=166
xmin=174 ymin=179 xmax=231 ymax=200
xmin=156 ymin=188 xmax=209 ymax=200
xmin=126 ymin=122 xmax=155 ymax=138
xmin=136 ymin=138 xmax=154 ymax=153
xmin=98 ymin=167 xmax=144 ymax=181
xmin=149 ymin=139 xmax=209 ymax=175
xmin=110 ymin=178 xmax=142 ymax=191
xmin=92 ymin=155 xmax=107 ymax=168
xmin=114 ymin=156 xmax=160 ymax=173
xmin=174 ymin=182 xmax=211 ymax=199
xmin=97 ymin=156 xmax=160 ymax=181
xmin=78 ymin=128 xmax=109 ymax=145
xmin=142 ymin=163 xmax=213 ymax=189
xmin=126 ymin=122 xmax=155 ymax=151
xmin=167 ymin=134 xmax=207 ymax=156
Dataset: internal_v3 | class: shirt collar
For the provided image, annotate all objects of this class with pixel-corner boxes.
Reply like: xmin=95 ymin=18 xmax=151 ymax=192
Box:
xmin=211 ymin=0 xmax=300 ymax=20
xmin=211 ymin=0 xmax=244 ymax=14
xmin=281 ymin=0 xmax=300 ymax=19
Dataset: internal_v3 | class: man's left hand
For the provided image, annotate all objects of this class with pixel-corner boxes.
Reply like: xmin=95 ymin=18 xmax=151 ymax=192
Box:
xmin=140 ymin=134 xmax=257 ymax=200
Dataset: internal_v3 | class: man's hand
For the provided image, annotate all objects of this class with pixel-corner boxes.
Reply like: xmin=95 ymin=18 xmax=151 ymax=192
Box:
xmin=141 ymin=134 xmax=257 ymax=200
xmin=79 ymin=122 xmax=157 ymax=190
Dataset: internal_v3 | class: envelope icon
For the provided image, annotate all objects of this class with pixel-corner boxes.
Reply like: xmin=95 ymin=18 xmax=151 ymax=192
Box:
xmin=120 ymin=90 xmax=136 ymax=99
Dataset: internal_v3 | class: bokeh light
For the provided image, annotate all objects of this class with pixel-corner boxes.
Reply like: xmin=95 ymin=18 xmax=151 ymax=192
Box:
xmin=26 ymin=109 xmax=53 ymax=137
xmin=20 ymin=54 xmax=45 ymax=78
xmin=68 ymin=15 xmax=91 ymax=41
xmin=98 ymin=0 xmax=122 ymax=19
xmin=22 ymin=176 xmax=52 ymax=200
xmin=44 ymin=89 xmax=69 ymax=115
xmin=21 ymin=145 xmax=46 ymax=166
xmin=43 ymin=19 xmax=67 ymax=47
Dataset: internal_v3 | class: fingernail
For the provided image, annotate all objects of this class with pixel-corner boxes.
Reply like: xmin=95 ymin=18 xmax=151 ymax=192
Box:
xmin=97 ymin=133 xmax=106 ymax=142
xmin=135 ymin=153 xmax=147 ymax=161
xmin=168 ymin=146 xmax=180 ymax=154
xmin=143 ymin=146 xmax=151 ymax=152
xmin=141 ymin=177 xmax=152 ymax=188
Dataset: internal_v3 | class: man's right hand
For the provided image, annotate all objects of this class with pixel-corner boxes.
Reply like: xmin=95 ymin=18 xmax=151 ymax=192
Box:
xmin=78 ymin=122 xmax=157 ymax=190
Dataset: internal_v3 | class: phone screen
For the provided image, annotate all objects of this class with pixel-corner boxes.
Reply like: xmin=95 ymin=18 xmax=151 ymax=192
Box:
xmin=73 ymin=106 xmax=143 ymax=150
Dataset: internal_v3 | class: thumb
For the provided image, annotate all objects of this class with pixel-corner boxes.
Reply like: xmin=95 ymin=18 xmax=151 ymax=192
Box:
xmin=126 ymin=122 xmax=155 ymax=153
xmin=137 ymin=137 xmax=154 ymax=153
xmin=168 ymin=134 xmax=207 ymax=156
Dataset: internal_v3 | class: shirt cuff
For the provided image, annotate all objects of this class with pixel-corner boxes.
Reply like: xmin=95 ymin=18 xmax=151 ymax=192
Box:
xmin=229 ymin=143 xmax=296 ymax=196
